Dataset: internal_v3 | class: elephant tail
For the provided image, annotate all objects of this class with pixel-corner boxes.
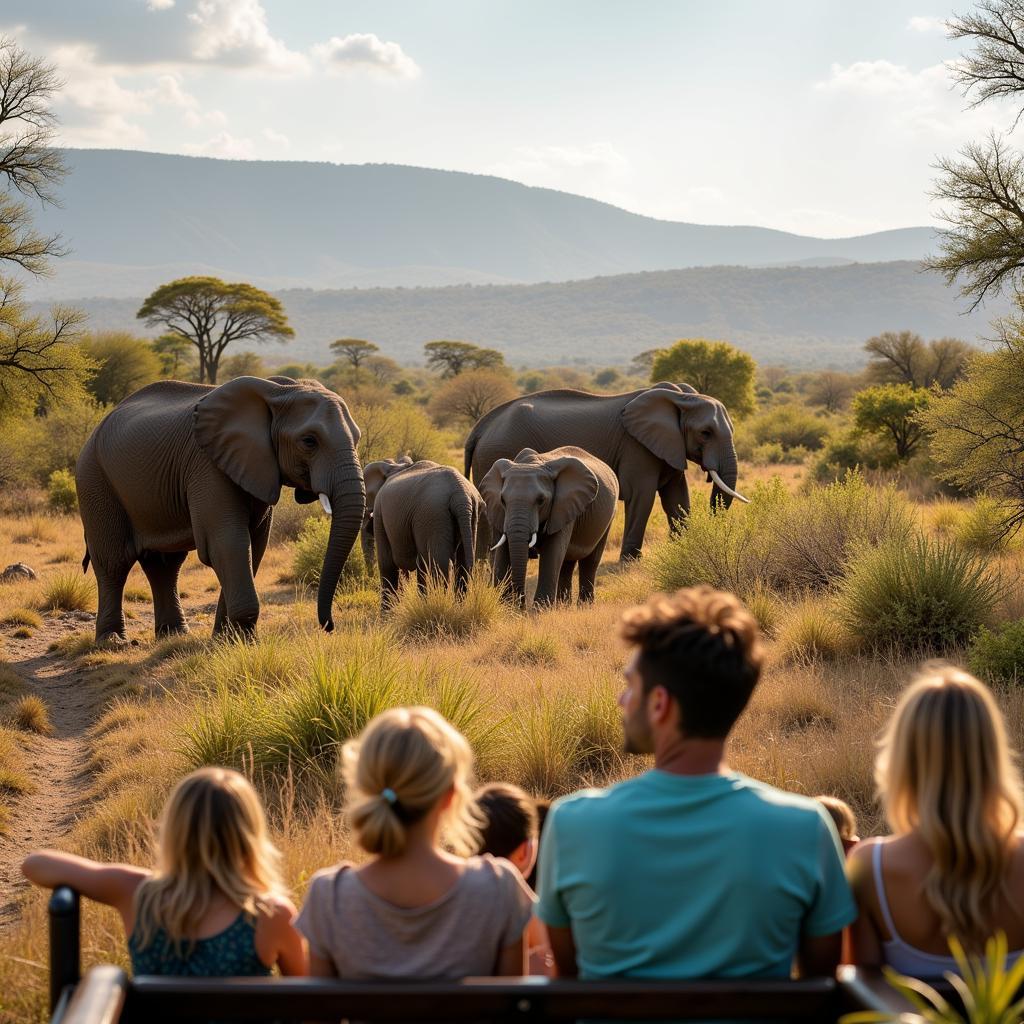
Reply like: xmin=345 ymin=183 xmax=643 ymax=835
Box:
xmin=82 ymin=539 xmax=91 ymax=575
xmin=451 ymin=492 xmax=476 ymax=577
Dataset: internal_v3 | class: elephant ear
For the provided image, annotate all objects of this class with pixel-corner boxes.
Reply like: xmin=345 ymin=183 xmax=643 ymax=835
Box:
xmin=478 ymin=459 xmax=512 ymax=536
xmin=193 ymin=375 xmax=286 ymax=505
xmin=546 ymin=456 xmax=600 ymax=535
xmin=363 ymin=460 xmax=402 ymax=512
xmin=621 ymin=388 xmax=709 ymax=472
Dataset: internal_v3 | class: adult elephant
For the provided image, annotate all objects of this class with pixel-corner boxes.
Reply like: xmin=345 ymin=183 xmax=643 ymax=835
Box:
xmin=465 ymin=382 xmax=746 ymax=561
xmin=76 ymin=375 xmax=364 ymax=643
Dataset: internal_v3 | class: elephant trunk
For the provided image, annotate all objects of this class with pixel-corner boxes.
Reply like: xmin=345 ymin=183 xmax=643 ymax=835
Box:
xmin=506 ymin=512 xmax=536 ymax=606
xmin=709 ymin=444 xmax=739 ymax=512
xmin=317 ymin=470 xmax=365 ymax=631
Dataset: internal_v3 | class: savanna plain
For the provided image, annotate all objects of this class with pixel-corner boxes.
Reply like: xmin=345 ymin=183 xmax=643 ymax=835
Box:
xmin=1 ymin=364 xmax=1023 ymax=1024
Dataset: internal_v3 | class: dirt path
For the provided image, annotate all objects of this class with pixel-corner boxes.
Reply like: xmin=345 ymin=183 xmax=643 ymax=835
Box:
xmin=0 ymin=612 xmax=102 ymax=927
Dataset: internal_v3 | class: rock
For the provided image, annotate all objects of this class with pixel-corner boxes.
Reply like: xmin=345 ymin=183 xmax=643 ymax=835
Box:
xmin=0 ymin=563 xmax=37 ymax=583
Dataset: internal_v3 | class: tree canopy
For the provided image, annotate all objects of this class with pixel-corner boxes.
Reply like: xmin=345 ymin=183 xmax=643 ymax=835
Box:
xmin=650 ymin=339 xmax=757 ymax=417
xmin=424 ymin=340 xmax=505 ymax=378
xmin=80 ymin=332 xmax=162 ymax=406
xmin=863 ymin=330 xmax=974 ymax=389
xmin=330 ymin=338 xmax=379 ymax=372
xmin=137 ymin=277 xmax=293 ymax=384
xmin=428 ymin=368 xmax=517 ymax=427
xmin=852 ymin=383 xmax=930 ymax=460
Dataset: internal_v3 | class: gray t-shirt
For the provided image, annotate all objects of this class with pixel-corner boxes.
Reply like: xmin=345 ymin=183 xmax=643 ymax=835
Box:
xmin=297 ymin=854 xmax=536 ymax=978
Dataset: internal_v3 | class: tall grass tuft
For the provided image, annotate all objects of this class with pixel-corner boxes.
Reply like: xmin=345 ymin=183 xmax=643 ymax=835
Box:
xmin=390 ymin=571 xmax=503 ymax=642
xmin=12 ymin=516 xmax=58 ymax=544
xmin=13 ymin=695 xmax=53 ymax=735
xmin=38 ymin=571 xmax=96 ymax=612
xmin=955 ymin=496 xmax=1013 ymax=553
xmin=290 ymin=516 xmax=369 ymax=590
xmin=774 ymin=598 xmax=852 ymax=663
xmin=1 ymin=608 xmax=42 ymax=628
xmin=839 ymin=536 xmax=1000 ymax=654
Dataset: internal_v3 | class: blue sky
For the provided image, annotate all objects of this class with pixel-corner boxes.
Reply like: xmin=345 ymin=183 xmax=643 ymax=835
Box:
xmin=2 ymin=1 xmax=1014 ymax=235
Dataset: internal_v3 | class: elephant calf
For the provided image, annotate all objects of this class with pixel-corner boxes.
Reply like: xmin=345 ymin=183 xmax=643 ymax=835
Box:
xmin=362 ymin=458 xmax=483 ymax=608
xmin=479 ymin=446 xmax=618 ymax=607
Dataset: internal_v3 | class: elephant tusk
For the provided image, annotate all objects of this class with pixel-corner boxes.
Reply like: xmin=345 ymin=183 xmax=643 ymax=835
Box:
xmin=708 ymin=470 xmax=750 ymax=504
xmin=529 ymin=532 xmax=538 ymax=548
xmin=319 ymin=493 xmax=333 ymax=515
xmin=490 ymin=533 xmax=507 ymax=552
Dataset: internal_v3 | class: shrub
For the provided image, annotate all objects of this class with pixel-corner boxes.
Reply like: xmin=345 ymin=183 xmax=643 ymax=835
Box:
xmin=13 ymin=695 xmax=53 ymax=735
xmin=652 ymin=472 xmax=913 ymax=597
xmin=39 ymin=572 xmax=96 ymax=612
xmin=1 ymin=609 xmax=42 ymax=628
xmin=968 ymin=620 xmax=1024 ymax=684
xmin=955 ymin=496 xmax=1011 ymax=552
xmin=352 ymin=401 xmax=448 ymax=463
xmin=270 ymin=498 xmax=316 ymax=544
xmin=838 ymin=536 xmax=1000 ymax=653
xmin=748 ymin=403 xmax=831 ymax=452
xmin=290 ymin=517 xmax=369 ymax=591
xmin=390 ymin=572 xmax=503 ymax=642
xmin=47 ymin=469 xmax=78 ymax=513
xmin=774 ymin=599 xmax=852 ymax=663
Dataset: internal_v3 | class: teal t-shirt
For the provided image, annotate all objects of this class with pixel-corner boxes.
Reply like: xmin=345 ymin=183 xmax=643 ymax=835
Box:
xmin=535 ymin=770 xmax=856 ymax=979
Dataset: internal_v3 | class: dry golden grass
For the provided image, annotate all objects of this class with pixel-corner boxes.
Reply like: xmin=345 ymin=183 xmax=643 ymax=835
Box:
xmin=13 ymin=694 xmax=53 ymax=735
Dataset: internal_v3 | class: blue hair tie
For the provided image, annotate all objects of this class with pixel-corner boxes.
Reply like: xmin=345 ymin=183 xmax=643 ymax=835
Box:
xmin=381 ymin=788 xmax=397 ymax=805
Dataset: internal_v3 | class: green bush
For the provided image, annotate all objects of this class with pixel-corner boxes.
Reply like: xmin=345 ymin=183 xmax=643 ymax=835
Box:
xmin=838 ymin=536 xmax=1000 ymax=653
xmin=270 ymin=497 xmax=316 ymax=544
xmin=38 ymin=572 xmax=96 ymax=613
xmin=774 ymin=599 xmax=852 ymax=663
xmin=352 ymin=400 xmax=448 ymax=463
xmin=390 ymin=571 xmax=503 ymax=642
xmin=955 ymin=496 xmax=1011 ymax=552
xmin=290 ymin=517 xmax=369 ymax=592
xmin=47 ymin=469 xmax=78 ymax=513
xmin=968 ymin=621 xmax=1024 ymax=684
xmin=651 ymin=472 xmax=913 ymax=597
xmin=748 ymin=403 xmax=830 ymax=452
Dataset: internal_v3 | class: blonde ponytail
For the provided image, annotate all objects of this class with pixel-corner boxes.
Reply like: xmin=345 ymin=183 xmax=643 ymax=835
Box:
xmin=342 ymin=707 xmax=481 ymax=857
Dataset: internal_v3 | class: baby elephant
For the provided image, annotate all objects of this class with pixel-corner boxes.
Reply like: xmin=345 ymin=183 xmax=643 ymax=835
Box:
xmin=361 ymin=458 xmax=483 ymax=608
xmin=479 ymin=446 xmax=618 ymax=607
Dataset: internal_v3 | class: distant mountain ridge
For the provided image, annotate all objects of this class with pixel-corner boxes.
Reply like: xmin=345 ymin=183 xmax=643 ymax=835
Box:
xmin=23 ymin=149 xmax=938 ymax=298
xmin=58 ymin=260 xmax=1008 ymax=371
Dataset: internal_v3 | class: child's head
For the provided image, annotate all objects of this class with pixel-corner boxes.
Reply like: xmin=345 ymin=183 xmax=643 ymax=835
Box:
xmin=343 ymin=706 xmax=480 ymax=858
xmin=475 ymin=783 xmax=539 ymax=879
xmin=816 ymin=794 xmax=859 ymax=845
xmin=135 ymin=766 xmax=282 ymax=947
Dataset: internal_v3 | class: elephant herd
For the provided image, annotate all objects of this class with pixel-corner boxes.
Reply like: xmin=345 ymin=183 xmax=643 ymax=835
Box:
xmin=74 ymin=375 xmax=746 ymax=644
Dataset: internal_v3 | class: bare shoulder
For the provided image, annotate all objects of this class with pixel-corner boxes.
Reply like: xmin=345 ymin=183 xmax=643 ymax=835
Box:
xmin=262 ymin=893 xmax=299 ymax=921
xmin=846 ymin=836 xmax=881 ymax=886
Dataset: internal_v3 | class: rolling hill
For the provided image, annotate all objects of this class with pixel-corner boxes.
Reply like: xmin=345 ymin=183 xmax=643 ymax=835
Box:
xmin=59 ymin=260 xmax=1008 ymax=370
xmin=23 ymin=149 xmax=938 ymax=299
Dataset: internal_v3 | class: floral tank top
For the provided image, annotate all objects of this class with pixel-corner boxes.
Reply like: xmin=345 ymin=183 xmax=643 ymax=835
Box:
xmin=129 ymin=913 xmax=271 ymax=977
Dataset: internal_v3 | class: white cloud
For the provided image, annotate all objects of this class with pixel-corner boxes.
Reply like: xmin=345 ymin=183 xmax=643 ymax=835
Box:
xmin=188 ymin=0 xmax=308 ymax=73
xmin=262 ymin=127 xmax=290 ymax=150
xmin=183 ymin=130 xmax=255 ymax=158
xmin=907 ymin=15 xmax=946 ymax=33
xmin=313 ymin=33 xmax=420 ymax=78
xmin=147 ymin=0 xmax=175 ymax=10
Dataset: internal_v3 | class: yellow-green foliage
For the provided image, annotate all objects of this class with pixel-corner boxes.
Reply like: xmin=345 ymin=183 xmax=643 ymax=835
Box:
xmin=839 ymin=536 xmax=1000 ymax=654
xmin=47 ymin=468 xmax=78 ymax=513
xmin=745 ymin=402 xmax=831 ymax=452
xmin=652 ymin=472 xmax=913 ymax=598
xmin=774 ymin=599 xmax=852 ymax=663
xmin=39 ymin=571 xmax=96 ymax=612
xmin=955 ymin=496 xmax=1013 ymax=552
xmin=390 ymin=573 xmax=503 ymax=642
xmin=290 ymin=516 xmax=369 ymax=589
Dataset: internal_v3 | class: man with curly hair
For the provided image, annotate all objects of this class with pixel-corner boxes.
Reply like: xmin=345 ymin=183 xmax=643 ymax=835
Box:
xmin=535 ymin=586 xmax=855 ymax=979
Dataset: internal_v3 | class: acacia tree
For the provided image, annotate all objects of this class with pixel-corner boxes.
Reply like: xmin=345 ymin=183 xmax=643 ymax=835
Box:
xmin=330 ymin=338 xmax=379 ymax=376
xmin=80 ymin=332 xmax=162 ymax=405
xmin=424 ymin=340 xmax=505 ymax=378
xmin=650 ymin=338 xmax=757 ymax=417
xmin=0 ymin=36 xmax=90 ymax=412
xmin=863 ymin=331 xmax=974 ymax=389
xmin=137 ymin=277 xmax=293 ymax=384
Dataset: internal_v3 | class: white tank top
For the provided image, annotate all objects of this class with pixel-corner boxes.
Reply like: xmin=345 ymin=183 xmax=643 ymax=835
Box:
xmin=872 ymin=841 xmax=1024 ymax=977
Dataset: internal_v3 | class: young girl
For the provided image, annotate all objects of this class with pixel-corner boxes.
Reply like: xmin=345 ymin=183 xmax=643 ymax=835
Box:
xmin=22 ymin=766 xmax=307 ymax=977
xmin=298 ymin=706 xmax=534 ymax=978
xmin=848 ymin=665 xmax=1024 ymax=976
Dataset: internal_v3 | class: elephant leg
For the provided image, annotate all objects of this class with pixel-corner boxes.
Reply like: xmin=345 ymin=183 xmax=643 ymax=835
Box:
xmin=94 ymin=563 xmax=132 ymax=645
xmin=557 ymin=560 xmax=576 ymax=604
xmin=250 ymin=508 xmax=272 ymax=577
xmin=659 ymin=472 xmax=691 ymax=536
xmin=208 ymin=539 xmax=260 ymax=637
xmin=138 ymin=551 xmax=188 ymax=638
xmin=377 ymin=535 xmax=400 ymax=612
xmin=534 ymin=530 xmax=572 ymax=608
xmin=578 ymin=528 xmax=610 ymax=604
xmin=620 ymin=489 xmax=656 ymax=562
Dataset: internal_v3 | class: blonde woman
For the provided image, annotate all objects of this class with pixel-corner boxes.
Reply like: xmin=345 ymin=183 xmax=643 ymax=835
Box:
xmin=298 ymin=706 xmax=535 ymax=978
xmin=848 ymin=665 xmax=1024 ymax=975
xmin=22 ymin=767 xmax=306 ymax=977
